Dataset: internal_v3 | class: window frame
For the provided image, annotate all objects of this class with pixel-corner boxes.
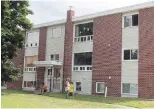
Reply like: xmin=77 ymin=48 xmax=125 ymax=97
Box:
xmin=122 ymin=83 xmax=138 ymax=95
xmin=76 ymin=82 xmax=81 ymax=91
xmin=123 ymin=48 xmax=138 ymax=61
xmin=50 ymin=54 xmax=59 ymax=61
xmin=96 ymin=82 xmax=105 ymax=93
xmin=123 ymin=13 xmax=139 ymax=28
xmin=52 ymin=27 xmax=62 ymax=38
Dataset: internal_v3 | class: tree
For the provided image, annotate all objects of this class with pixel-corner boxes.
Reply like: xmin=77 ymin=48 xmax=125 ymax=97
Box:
xmin=1 ymin=1 xmax=33 ymax=82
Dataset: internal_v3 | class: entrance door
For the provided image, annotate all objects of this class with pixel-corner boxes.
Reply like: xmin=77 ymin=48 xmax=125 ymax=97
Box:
xmin=53 ymin=68 xmax=60 ymax=92
xmin=47 ymin=68 xmax=52 ymax=91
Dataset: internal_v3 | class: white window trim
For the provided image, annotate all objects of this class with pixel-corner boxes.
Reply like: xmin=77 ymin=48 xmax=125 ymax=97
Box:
xmin=76 ymin=82 xmax=81 ymax=92
xmin=73 ymin=20 xmax=94 ymax=43
xmin=52 ymin=27 xmax=62 ymax=38
xmin=122 ymin=48 xmax=138 ymax=61
xmin=50 ymin=54 xmax=60 ymax=61
xmin=121 ymin=83 xmax=138 ymax=95
xmin=122 ymin=12 xmax=139 ymax=28
xmin=96 ymin=82 xmax=105 ymax=93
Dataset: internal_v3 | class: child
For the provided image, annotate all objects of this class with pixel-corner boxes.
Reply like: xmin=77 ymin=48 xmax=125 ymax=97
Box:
xmin=69 ymin=82 xmax=74 ymax=96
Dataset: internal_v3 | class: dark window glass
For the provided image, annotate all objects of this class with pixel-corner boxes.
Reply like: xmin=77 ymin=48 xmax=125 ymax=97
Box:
xmin=81 ymin=37 xmax=84 ymax=42
xmin=84 ymin=37 xmax=86 ymax=41
xmin=131 ymin=49 xmax=138 ymax=60
xmin=132 ymin=14 xmax=138 ymax=26
xmin=80 ymin=67 xmax=83 ymax=70
xmin=87 ymin=36 xmax=91 ymax=41
xmin=31 ymin=43 xmax=32 ymax=47
xmin=73 ymin=67 xmax=76 ymax=71
xmin=123 ymin=83 xmax=130 ymax=93
xmin=24 ymin=81 xmax=26 ymax=87
xmin=75 ymin=67 xmax=78 ymax=70
xmin=74 ymin=52 xmax=92 ymax=65
xmin=124 ymin=50 xmax=130 ymax=60
xmin=35 ymin=43 xmax=37 ymax=46
xmin=77 ymin=22 xmax=93 ymax=36
xmin=55 ymin=54 xmax=59 ymax=60
xmin=76 ymin=82 xmax=81 ymax=91
xmin=51 ymin=55 xmax=54 ymax=60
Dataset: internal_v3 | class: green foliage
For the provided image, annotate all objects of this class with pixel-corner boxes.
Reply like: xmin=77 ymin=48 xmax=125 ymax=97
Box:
xmin=1 ymin=1 xmax=33 ymax=81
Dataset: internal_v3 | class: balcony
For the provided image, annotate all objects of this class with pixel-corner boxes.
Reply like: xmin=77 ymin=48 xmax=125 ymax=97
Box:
xmin=73 ymin=65 xmax=92 ymax=71
xmin=75 ymin=22 xmax=93 ymax=43
xmin=74 ymin=35 xmax=93 ymax=42
xmin=24 ymin=67 xmax=36 ymax=72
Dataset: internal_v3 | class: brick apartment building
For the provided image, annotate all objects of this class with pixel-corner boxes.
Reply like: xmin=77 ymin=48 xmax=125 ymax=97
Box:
xmin=7 ymin=2 xmax=154 ymax=98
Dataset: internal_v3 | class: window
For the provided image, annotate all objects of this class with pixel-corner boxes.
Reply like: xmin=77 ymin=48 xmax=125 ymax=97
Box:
xmin=31 ymin=43 xmax=33 ymax=47
xmin=35 ymin=43 xmax=38 ymax=46
xmin=75 ymin=22 xmax=93 ymax=37
xmin=23 ymin=81 xmax=36 ymax=88
xmin=50 ymin=54 xmax=59 ymax=61
xmin=132 ymin=14 xmax=138 ymax=26
xmin=48 ymin=69 xmax=52 ymax=76
xmin=122 ymin=83 xmax=138 ymax=94
xmin=124 ymin=14 xmax=138 ymax=27
xmin=124 ymin=16 xmax=131 ymax=27
xmin=74 ymin=52 xmax=92 ymax=65
xmin=123 ymin=49 xmax=138 ymax=60
xmin=96 ymin=82 xmax=105 ymax=93
xmin=52 ymin=28 xmax=61 ymax=37
xmin=76 ymin=82 xmax=81 ymax=91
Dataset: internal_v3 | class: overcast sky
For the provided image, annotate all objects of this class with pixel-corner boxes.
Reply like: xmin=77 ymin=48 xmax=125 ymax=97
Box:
xmin=27 ymin=0 xmax=153 ymax=24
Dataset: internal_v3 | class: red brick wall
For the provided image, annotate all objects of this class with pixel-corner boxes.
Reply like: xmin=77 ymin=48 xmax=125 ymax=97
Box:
xmin=63 ymin=10 xmax=74 ymax=83
xmin=92 ymin=13 xmax=122 ymax=97
xmin=37 ymin=27 xmax=47 ymax=88
xmin=7 ymin=80 xmax=22 ymax=89
xmin=138 ymin=7 xmax=154 ymax=99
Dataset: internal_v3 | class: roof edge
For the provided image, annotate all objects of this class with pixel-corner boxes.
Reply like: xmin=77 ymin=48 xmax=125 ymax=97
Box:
xmin=33 ymin=1 xmax=154 ymax=29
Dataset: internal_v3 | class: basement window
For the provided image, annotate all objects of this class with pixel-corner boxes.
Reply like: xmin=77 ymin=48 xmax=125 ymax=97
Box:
xmin=96 ymin=82 xmax=105 ymax=93
xmin=122 ymin=83 xmax=138 ymax=94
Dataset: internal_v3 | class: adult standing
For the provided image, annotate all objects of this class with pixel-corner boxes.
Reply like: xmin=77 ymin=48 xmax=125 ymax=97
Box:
xmin=65 ymin=78 xmax=70 ymax=99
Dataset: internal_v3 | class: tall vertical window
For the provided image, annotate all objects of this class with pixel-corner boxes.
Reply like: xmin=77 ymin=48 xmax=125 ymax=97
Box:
xmin=76 ymin=82 xmax=81 ymax=91
xmin=123 ymin=49 xmax=138 ymax=60
xmin=124 ymin=14 xmax=138 ymax=27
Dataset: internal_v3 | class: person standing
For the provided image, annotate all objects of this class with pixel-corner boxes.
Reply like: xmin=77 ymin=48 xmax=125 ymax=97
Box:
xmin=65 ymin=78 xmax=70 ymax=99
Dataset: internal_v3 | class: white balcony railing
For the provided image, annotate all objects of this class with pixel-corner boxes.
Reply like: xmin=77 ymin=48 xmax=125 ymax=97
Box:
xmin=73 ymin=65 xmax=92 ymax=71
xmin=74 ymin=35 xmax=93 ymax=42
xmin=24 ymin=67 xmax=36 ymax=72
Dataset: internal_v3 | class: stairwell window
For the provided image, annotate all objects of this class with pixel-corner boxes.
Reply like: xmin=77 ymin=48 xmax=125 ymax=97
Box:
xmin=123 ymin=49 xmax=138 ymax=60
xmin=124 ymin=14 xmax=138 ymax=27
xmin=50 ymin=54 xmax=59 ymax=61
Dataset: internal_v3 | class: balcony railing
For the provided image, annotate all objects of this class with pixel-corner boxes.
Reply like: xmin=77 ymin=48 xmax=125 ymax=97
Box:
xmin=24 ymin=67 xmax=36 ymax=72
xmin=74 ymin=35 xmax=93 ymax=43
xmin=73 ymin=65 xmax=92 ymax=71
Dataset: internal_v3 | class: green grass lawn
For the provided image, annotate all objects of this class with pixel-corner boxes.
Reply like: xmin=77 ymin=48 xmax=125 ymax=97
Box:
xmin=1 ymin=89 xmax=154 ymax=108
